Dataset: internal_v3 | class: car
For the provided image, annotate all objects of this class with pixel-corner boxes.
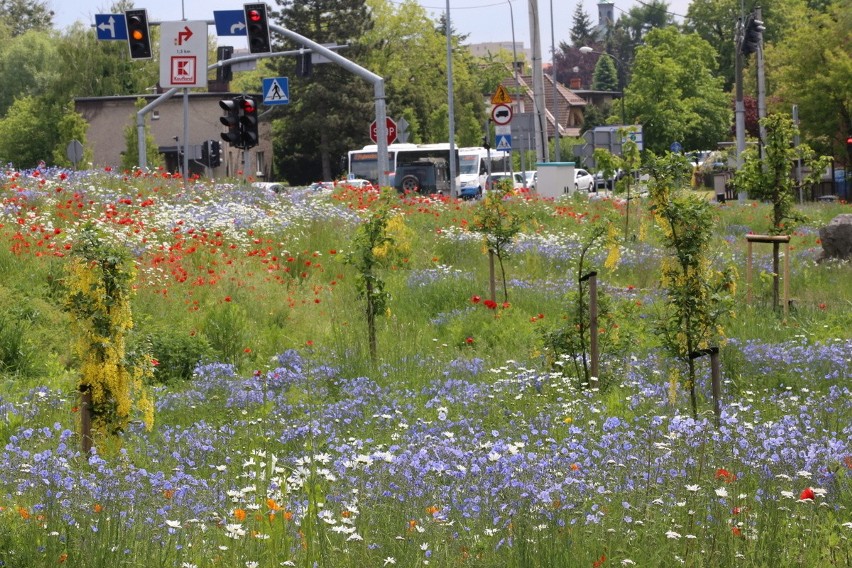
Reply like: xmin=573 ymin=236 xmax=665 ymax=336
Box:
xmin=593 ymin=169 xmax=625 ymax=191
xmin=308 ymin=181 xmax=335 ymax=191
xmin=574 ymin=168 xmax=595 ymax=192
xmin=489 ymin=172 xmax=525 ymax=190
xmin=251 ymin=181 xmax=285 ymax=193
xmin=340 ymin=178 xmax=373 ymax=190
xmin=524 ymin=170 xmax=537 ymax=190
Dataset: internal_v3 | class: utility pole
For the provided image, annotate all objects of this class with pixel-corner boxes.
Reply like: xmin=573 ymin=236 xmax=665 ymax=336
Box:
xmin=528 ymin=0 xmax=548 ymax=164
xmin=755 ymin=6 xmax=767 ymax=162
xmin=734 ymin=16 xmax=747 ymax=201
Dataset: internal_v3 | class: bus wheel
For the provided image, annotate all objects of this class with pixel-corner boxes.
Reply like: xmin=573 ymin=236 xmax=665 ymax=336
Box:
xmin=401 ymin=175 xmax=420 ymax=193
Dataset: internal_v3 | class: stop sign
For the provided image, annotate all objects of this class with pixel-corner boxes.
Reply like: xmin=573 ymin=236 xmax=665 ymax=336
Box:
xmin=370 ymin=117 xmax=397 ymax=145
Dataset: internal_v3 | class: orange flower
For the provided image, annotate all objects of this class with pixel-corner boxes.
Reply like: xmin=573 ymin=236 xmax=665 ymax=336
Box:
xmin=162 ymin=489 xmax=174 ymax=500
xmin=17 ymin=506 xmax=29 ymax=520
xmin=593 ymin=553 xmax=607 ymax=567
xmin=283 ymin=511 xmax=294 ymax=521
xmin=58 ymin=553 xmax=68 ymax=563
xmin=570 ymin=463 xmax=580 ymax=471
xmin=408 ymin=519 xmax=417 ymax=531
xmin=266 ymin=498 xmax=280 ymax=511
xmin=93 ymin=503 xmax=103 ymax=513
xmin=233 ymin=508 xmax=247 ymax=522
xmin=731 ymin=526 xmax=743 ymax=538
xmin=426 ymin=505 xmax=440 ymax=516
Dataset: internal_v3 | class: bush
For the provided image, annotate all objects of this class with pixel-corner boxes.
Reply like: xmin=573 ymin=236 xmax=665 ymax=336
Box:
xmin=146 ymin=327 xmax=214 ymax=385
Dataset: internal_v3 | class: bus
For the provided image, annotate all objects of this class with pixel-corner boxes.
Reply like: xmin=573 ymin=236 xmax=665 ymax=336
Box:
xmin=347 ymin=144 xmax=509 ymax=194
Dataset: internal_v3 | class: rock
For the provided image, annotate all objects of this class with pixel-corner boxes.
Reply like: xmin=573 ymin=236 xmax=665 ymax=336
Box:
xmin=818 ymin=214 xmax=852 ymax=261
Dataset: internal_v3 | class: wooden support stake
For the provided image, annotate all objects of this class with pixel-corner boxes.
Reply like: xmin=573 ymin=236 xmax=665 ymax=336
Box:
xmin=488 ymin=250 xmax=496 ymax=303
xmin=710 ymin=347 xmax=721 ymax=428
xmin=589 ymin=272 xmax=599 ymax=388
xmin=746 ymin=239 xmax=753 ymax=305
xmin=80 ymin=386 xmax=93 ymax=455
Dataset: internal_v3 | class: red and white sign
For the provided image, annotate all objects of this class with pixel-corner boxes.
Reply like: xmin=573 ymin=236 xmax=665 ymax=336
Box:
xmin=159 ymin=21 xmax=208 ymax=88
xmin=370 ymin=117 xmax=397 ymax=145
xmin=491 ymin=103 xmax=513 ymax=126
xmin=170 ymin=56 xmax=197 ymax=84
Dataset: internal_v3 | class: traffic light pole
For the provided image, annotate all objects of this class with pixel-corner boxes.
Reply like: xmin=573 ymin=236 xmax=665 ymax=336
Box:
xmin=267 ymin=24 xmax=390 ymax=188
xmin=136 ymin=45 xmax=350 ymax=172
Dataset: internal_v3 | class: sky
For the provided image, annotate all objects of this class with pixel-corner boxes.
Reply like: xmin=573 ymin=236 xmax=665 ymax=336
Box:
xmin=49 ymin=0 xmax=693 ymax=57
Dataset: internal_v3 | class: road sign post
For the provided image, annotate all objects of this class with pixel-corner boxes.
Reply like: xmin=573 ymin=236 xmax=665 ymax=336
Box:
xmin=370 ymin=117 xmax=397 ymax=145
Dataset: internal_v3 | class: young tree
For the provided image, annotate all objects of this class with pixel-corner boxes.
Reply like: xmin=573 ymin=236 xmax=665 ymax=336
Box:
xmin=0 ymin=96 xmax=57 ymax=167
xmin=51 ymin=103 xmax=93 ymax=168
xmin=735 ymin=114 xmax=831 ymax=233
xmin=471 ymin=180 xmax=524 ymax=303
xmin=645 ymin=153 xmax=735 ymax=418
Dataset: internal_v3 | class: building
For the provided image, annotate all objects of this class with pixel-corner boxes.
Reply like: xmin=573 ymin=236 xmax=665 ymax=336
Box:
xmin=74 ymin=92 xmax=274 ymax=180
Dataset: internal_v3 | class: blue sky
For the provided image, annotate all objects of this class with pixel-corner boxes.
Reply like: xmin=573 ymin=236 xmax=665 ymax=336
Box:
xmin=49 ymin=0 xmax=693 ymax=58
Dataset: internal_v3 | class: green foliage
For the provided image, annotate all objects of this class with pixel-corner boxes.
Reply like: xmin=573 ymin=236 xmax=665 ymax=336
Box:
xmin=144 ymin=327 xmax=214 ymax=385
xmin=592 ymin=55 xmax=619 ymax=91
xmin=570 ymin=2 xmax=596 ymax=48
xmin=0 ymin=96 xmax=58 ymax=168
xmin=733 ymin=113 xmax=833 ymax=234
xmin=51 ymin=103 xmax=93 ymax=169
xmin=201 ymin=301 xmax=250 ymax=368
xmin=0 ymin=0 xmax=53 ymax=36
xmin=0 ymin=29 xmax=59 ymax=116
xmin=626 ymin=27 xmax=730 ymax=153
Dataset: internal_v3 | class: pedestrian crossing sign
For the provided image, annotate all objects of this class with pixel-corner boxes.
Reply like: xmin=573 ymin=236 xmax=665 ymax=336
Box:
xmin=262 ymin=77 xmax=290 ymax=105
xmin=491 ymin=84 xmax=512 ymax=105
xmin=495 ymin=134 xmax=512 ymax=151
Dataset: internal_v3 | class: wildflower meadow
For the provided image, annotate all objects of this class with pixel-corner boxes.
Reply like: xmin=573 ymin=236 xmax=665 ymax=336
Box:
xmin=0 ymin=166 xmax=849 ymax=567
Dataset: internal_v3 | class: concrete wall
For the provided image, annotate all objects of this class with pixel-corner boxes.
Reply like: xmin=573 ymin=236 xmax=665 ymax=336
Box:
xmin=75 ymin=93 xmax=274 ymax=180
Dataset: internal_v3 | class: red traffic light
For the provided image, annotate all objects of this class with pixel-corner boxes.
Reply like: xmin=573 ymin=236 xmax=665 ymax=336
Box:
xmin=248 ymin=9 xmax=262 ymax=22
xmin=241 ymin=99 xmax=256 ymax=113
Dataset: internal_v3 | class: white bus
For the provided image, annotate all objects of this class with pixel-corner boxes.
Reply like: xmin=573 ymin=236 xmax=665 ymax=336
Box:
xmin=347 ymin=144 xmax=510 ymax=196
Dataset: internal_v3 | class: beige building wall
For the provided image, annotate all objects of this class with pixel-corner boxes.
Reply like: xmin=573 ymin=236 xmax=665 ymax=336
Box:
xmin=75 ymin=93 xmax=275 ymax=180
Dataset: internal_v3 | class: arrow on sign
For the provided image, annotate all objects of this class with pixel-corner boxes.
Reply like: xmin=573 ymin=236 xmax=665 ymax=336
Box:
xmin=230 ymin=21 xmax=246 ymax=34
xmin=98 ymin=16 xmax=116 ymax=38
xmin=177 ymin=26 xmax=193 ymax=45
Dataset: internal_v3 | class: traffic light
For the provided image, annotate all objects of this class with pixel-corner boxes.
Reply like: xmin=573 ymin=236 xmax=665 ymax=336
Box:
xmin=220 ymin=97 xmax=243 ymax=148
xmin=741 ymin=14 xmax=765 ymax=57
xmin=210 ymin=141 xmax=222 ymax=167
xmin=244 ymin=3 xmax=271 ymax=54
xmin=216 ymin=46 xmax=234 ymax=83
xmin=240 ymin=96 xmax=260 ymax=149
xmin=125 ymin=9 xmax=152 ymax=60
xmin=296 ymin=52 xmax=312 ymax=78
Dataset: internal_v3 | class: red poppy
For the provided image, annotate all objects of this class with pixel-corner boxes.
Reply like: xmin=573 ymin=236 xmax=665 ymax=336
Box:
xmin=799 ymin=487 xmax=815 ymax=501
xmin=715 ymin=468 xmax=737 ymax=483
xmin=465 ymin=337 xmax=474 ymax=344
xmin=471 ymin=295 xmax=481 ymax=304
xmin=593 ymin=553 xmax=607 ymax=567
xmin=483 ymin=300 xmax=497 ymax=309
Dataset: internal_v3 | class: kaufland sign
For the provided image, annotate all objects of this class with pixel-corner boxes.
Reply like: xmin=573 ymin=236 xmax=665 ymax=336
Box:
xmin=159 ymin=21 xmax=208 ymax=88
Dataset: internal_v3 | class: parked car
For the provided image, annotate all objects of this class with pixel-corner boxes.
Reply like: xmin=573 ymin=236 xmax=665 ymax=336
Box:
xmin=308 ymin=181 xmax=335 ymax=191
xmin=394 ymin=158 xmax=451 ymax=196
xmin=340 ymin=178 xmax=373 ymax=190
xmin=524 ymin=170 xmax=537 ymax=190
xmin=489 ymin=172 xmax=525 ymax=190
xmin=574 ymin=168 xmax=595 ymax=192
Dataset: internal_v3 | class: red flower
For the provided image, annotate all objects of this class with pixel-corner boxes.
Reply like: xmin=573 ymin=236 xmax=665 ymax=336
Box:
xmin=818 ymin=303 xmax=826 ymax=310
xmin=715 ymin=468 xmax=737 ymax=483
xmin=799 ymin=487 xmax=815 ymax=501
xmin=465 ymin=337 xmax=474 ymax=344
xmin=502 ymin=302 xmax=511 ymax=309
xmin=483 ymin=299 xmax=497 ymax=309
xmin=471 ymin=295 xmax=481 ymax=304
xmin=592 ymin=553 xmax=607 ymax=567
xmin=224 ymin=296 xmax=232 ymax=302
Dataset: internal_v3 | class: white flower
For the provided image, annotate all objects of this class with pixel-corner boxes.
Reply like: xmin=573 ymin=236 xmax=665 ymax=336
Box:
xmin=813 ymin=487 xmax=828 ymax=496
xmin=383 ymin=557 xmax=397 ymax=566
xmin=488 ymin=450 xmax=502 ymax=462
xmin=685 ymin=484 xmax=700 ymax=492
xmin=224 ymin=524 xmax=246 ymax=539
xmin=246 ymin=562 xmax=259 ymax=568
xmin=666 ymin=530 xmax=682 ymax=539
xmin=781 ymin=490 xmax=795 ymax=498
xmin=715 ymin=487 xmax=729 ymax=498
xmin=621 ymin=561 xmax=636 ymax=566
xmin=347 ymin=532 xmax=364 ymax=541
xmin=420 ymin=543 xmax=429 ymax=551
xmin=796 ymin=470 xmax=812 ymax=479
xmin=165 ymin=519 xmax=182 ymax=529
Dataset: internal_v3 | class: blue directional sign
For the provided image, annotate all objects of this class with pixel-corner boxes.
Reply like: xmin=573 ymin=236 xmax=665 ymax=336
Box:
xmin=670 ymin=141 xmax=683 ymax=153
xmin=95 ymin=14 xmax=128 ymax=40
xmin=262 ymin=77 xmax=290 ymax=105
xmin=495 ymin=134 xmax=512 ymax=151
xmin=214 ymin=10 xmax=247 ymax=36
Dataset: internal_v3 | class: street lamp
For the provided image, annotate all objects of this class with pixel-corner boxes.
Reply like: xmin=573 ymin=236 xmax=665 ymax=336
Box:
xmin=579 ymin=46 xmax=626 ymax=126
xmin=550 ymin=0 xmax=560 ymax=162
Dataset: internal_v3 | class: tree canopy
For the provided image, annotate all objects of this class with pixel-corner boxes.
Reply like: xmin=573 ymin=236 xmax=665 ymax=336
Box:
xmin=626 ymin=27 xmax=730 ymax=153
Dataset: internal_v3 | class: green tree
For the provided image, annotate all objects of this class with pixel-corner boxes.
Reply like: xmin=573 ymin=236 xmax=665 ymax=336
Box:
xmin=363 ymin=0 xmax=486 ymax=147
xmin=608 ymin=0 xmax=677 ymax=73
xmin=0 ymin=96 xmax=57 ymax=167
xmin=626 ymin=27 xmax=730 ymax=153
xmin=570 ymin=3 xmax=596 ymax=48
xmin=51 ymin=103 xmax=93 ymax=169
xmin=0 ymin=0 xmax=53 ymax=36
xmin=766 ymin=1 xmax=851 ymax=162
xmin=591 ymin=55 xmax=619 ymax=91
xmin=270 ymin=0 xmax=374 ymax=184
xmin=0 ymin=29 xmax=60 ymax=116
xmin=471 ymin=181 xmax=524 ymax=303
